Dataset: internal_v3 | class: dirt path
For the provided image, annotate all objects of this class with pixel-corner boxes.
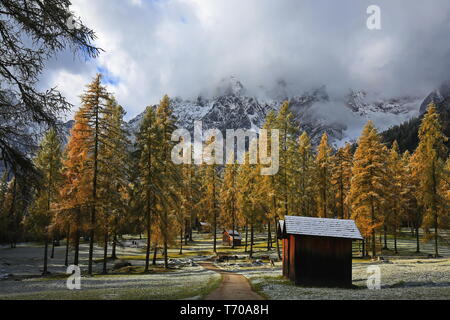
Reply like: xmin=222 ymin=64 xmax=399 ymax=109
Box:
xmin=200 ymin=262 xmax=264 ymax=300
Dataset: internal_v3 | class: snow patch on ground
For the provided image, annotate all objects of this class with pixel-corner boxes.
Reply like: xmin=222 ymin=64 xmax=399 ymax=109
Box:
xmin=246 ymin=259 xmax=450 ymax=300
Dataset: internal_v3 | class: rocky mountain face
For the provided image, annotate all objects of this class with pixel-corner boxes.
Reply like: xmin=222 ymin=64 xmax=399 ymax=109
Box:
xmin=56 ymin=76 xmax=446 ymax=151
xmin=127 ymin=77 xmax=423 ymax=146
xmin=420 ymin=80 xmax=450 ymax=114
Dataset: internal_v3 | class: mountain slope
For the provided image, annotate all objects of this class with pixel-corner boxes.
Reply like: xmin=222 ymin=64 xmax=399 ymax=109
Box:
xmin=127 ymin=77 xmax=422 ymax=147
xmin=382 ymin=95 xmax=450 ymax=153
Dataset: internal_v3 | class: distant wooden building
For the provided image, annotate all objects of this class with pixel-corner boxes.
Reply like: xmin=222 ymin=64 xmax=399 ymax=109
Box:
xmin=199 ymin=222 xmax=211 ymax=233
xmin=278 ymin=216 xmax=363 ymax=288
xmin=222 ymin=230 xmax=242 ymax=246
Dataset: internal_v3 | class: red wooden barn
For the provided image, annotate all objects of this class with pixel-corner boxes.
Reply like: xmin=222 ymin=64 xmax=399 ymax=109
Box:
xmin=278 ymin=216 xmax=363 ymax=288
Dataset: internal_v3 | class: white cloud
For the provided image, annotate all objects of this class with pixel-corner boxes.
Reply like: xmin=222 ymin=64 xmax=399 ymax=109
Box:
xmin=40 ymin=0 xmax=450 ymax=120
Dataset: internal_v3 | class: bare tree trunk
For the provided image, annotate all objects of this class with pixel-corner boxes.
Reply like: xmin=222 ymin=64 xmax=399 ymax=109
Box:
xmin=267 ymin=221 xmax=272 ymax=250
xmin=43 ymin=237 xmax=49 ymax=275
xmin=435 ymin=222 xmax=439 ymax=257
xmin=145 ymin=211 xmax=152 ymax=273
xmin=179 ymin=227 xmax=183 ymax=255
xmin=361 ymin=239 xmax=366 ymax=258
xmin=74 ymin=208 xmax=80 ymax=266
xmin=371 ymin=199 xmax=376 ymax=258
xmin=250 ymin=222 xmax=254 ymax=259
xmin=275 ymin=217 xmax=281 ymax=259
xmin=245 ymin=222 xmax=248 ymax=253
xmin=74 ymin=228 xmax=80 ymax=266
xmin=184 ymin=219 xmax=189 ymax=246
xmin=111 ymin=233 xmax=117 ymax=260
xmin=231 ymin=205 xmax=236 ymax=249
xmin=64 ymin=225 xmax=70 ymax=267
xmin=88 ymin=98 xmax=101 ymax=276
xmin=415 ymin=226 xmax=420 ymax=253
xmin=152 ymin=241 xmax=158 ymax=266
xmin=88 ymin=208 xmax=96 ymax=275
xmin=50 ymin=236 xmax=56 ymax=259
xmin=383 ymin=225 xmax=388 ymax=250
xmin=394 ymin=227 xmax=398 ymax=254
xmin=164 ymin=209 xmax=169 ymax=269
xmin=213 ymin=179 xmax=217 ymax=254
xmin=102 ymin=232 xmax=108 ymax=274
xmin=432 ymin=162 xmax=439 ymax=258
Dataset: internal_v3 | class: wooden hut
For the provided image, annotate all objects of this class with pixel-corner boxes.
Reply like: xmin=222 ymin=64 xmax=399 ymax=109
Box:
xmin=198 ymin=222 xmax=211 ymax=233
xmin=277 ymin=216 xmax=363 ymax=288
xmin=222 ymin=230 xmax=242 ymax=246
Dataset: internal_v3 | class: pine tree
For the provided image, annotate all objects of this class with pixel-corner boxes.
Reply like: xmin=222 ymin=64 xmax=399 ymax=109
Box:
xmin=180 ymin=162 xmax=202 ymax=243
xmin=400 ymin=151 xmax=422 ymax=252
xmin=200 ymin=161 xmax=220 ymax=253
xmin=442 ymin=157 xmax=450 ymax=222
xmin=384 ymin=141 xmax=404 ymax=253
xmin=237 ymin=152 xmax=261 ymax=258
xmin=27 ymin=128 xmax=63 ymax=274
xmin=331 ymin=143 xmax=353 ymax=219
xmin=296 ymin=132 xmax=316 ymax=217
xmin=316 ymin=133 xmax=333 ymax=218
xmin=261 ymin=111 xmax=282 ymax=257
xmin=79 ymin=74 xmax=111 ymax=274
xmin=155 ymin=95 xmax=180 ymax=268
xmin=97 ymin=97 xmax=130 ymax=273
xmin=413 ymin=103 xmax=448 ymax=257
xmin=220 ymin=159 xmax=242 ymax=248
xmin=349 ymin=121 xmax=386 ymax=258
xmin=276 ymin=102 xmax=300 ymax=216
xmin=0 ymin=173 xmax=8 ymax=243
xmin=58 ymin=107 xmax=92 ymax=266
xmin=137 ymin=106 xmax=160 ymax=272
xmin=2 ymin=177 xmax=28 ymax=248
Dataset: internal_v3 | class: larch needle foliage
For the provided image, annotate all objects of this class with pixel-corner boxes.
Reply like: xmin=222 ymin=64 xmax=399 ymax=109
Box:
xmin=316 ymin=133 xmax=333 ymax=219
xmin=412 ymin=103 xmax=448 ymax=256
xmin=349 ymin=121 xmax=386 ymax=257
xmin=27 ymin=128 xmax=63 ymax=274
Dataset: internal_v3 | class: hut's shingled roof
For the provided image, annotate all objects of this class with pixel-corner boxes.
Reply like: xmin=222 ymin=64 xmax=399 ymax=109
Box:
xmin=281 ymin=216 xmax=363 ymax=240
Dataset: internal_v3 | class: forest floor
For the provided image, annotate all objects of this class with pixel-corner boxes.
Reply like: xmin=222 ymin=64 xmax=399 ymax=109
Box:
xmin=0 ymin=230 xmax=449 ymax=300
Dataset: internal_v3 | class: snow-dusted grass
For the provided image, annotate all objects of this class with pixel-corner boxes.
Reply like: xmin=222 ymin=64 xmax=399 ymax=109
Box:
xmin=246 ymin=258 xmax=450 ymax=300
xmin=0 ymin=266 xmax=222 ymax=300
xmin=2 ymin=230 xmax=449 ymax=300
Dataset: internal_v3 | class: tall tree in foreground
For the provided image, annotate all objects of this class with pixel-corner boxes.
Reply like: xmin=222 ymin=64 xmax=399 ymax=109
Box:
xmin=78 ymin=74 xmax=110 ymax=274
xmin=237 ymin=152 xmax=260 ymax=258
xmin=98 ymin=97 xmax=130 ymax=274
xmin=2 ymin=177 xmax=28 ymax=248
xmin=442 ymin=157 xmax=450 ymax=222
xmin=137 ymin=106 xmax=160 ymax=272
xmin=0 ymin=173 xmax=8 ymax=243
xmin=276 ymin=102 xmax=300 ymax=216
xmin=413 ymin=104 xmax=448 ymax=257
xmin=261 ymin=111 xmax=282 ymax=258
xmin=0 ymin=0 xmax=99 ymax=176
xmin=155 ymin=95 xmax=180 ymax=268
xmin=57 ymin=107 xmax=93 ymax=266
xmin=27 ymin=129 xmax=63 ymax=275
xmin=349 ymin=121 xmax=386 ymax=257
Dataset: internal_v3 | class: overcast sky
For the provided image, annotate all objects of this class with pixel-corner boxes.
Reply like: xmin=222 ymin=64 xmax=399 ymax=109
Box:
xmin=39 ymin=0 xmax=450 ymax=120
